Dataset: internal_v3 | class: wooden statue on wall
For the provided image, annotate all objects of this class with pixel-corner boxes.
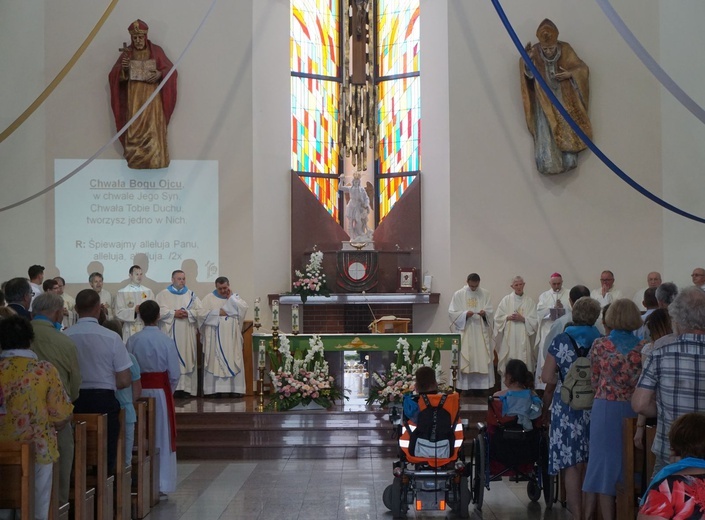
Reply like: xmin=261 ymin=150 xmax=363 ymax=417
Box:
xmin=109 ymin=20 xmax=178 ymax=170
xmin=520 ymin=19 xmax=591 ymax=175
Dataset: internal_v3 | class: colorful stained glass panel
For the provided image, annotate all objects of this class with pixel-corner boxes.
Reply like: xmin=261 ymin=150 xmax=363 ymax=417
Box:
xmin=299 ymin=175 xmax=340 ymax=220
xmin=291 ymin=76 xmax=340 ymax=174
xmin=377 ymin=76 xmax=420 ymax=174
xmin=291 ymin=0 xmax=340 ymax=77
xmin=377 ymin=0 xmax=420 ymax=78
xmin=378 ymin=175 xmax=416 ymax=221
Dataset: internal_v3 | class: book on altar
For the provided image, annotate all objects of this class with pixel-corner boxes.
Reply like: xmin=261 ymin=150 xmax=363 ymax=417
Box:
xmin=129 ymin=59 xmax=157 ymax=81
xmin=549 ymin=307 xmax=566 ymax=320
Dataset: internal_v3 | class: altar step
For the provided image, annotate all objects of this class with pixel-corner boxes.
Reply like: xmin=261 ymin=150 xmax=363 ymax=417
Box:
xmin=175 ymin=397 xmax=488 ymax=460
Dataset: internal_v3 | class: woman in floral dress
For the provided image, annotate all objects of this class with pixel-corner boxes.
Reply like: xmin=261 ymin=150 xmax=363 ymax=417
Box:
xmin=583 ymin=299 xmax=644 ymax=520
xmin=542 ymin=296 xmax=602 ymax=520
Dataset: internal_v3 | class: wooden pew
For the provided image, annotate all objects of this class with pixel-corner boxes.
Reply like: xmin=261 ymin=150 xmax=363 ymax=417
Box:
xmin=73 ymin=414 xmax=114 ymax=520
xmin=131 ymin=400 xmax=151 ymax=519
xmin=616 ymin=418 xmax=658 ymax=519
xmin=0 ymin=441 xmax=35 ymax=520
xmin=137 ymin=397 xmax=161 ymax=507
xmin=115 ymin=409 xmax=131 ymax=520
xmin=70 ymin=420 xmax=96 ymax=520
xmin=49 ymin=459 xmax=70 ymax=520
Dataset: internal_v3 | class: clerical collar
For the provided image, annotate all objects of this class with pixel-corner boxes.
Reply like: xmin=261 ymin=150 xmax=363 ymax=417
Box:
xmin=168 ymin=285 xmax=189 ymax=295
xmin=213 ymin=290 xmax=228 ymax=299
xmin=128 ymin=283 xmax=143 ymax=289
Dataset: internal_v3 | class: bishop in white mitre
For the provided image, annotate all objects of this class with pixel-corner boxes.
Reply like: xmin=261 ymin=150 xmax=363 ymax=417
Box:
xmin=494 ymin=276 xmax=538 ymax=383
xmin=534 ymin=273 xmax=570 ymax=389
xmin=115 ymin=265 xmax=155 ymax=341
xmin=448 ymin=273 xmax=495 ymax=390
xmin=156 ymin=270 xmax=202 ymax=395
xmin=198 ymin=276 xmax=248 ymax=396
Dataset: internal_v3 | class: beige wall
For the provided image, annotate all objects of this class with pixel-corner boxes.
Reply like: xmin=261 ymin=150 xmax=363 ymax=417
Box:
xmin=2 ymin=1 xmax=701 ymax=331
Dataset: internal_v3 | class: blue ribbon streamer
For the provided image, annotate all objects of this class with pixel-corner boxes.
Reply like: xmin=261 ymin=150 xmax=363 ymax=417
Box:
xmin=491 ymin=0 xmax=705 ymax=225
xmin=595 ymin=0 xmax=705 ymax=126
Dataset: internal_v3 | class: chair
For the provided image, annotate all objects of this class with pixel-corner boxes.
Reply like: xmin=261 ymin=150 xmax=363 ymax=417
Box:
xmin=0 ymin=441 xmax=35 ymax=520
xmin=131 ymin=400 xmax=151 ymax=519
xmin=73 ymin=414 xmax=114 ymax=520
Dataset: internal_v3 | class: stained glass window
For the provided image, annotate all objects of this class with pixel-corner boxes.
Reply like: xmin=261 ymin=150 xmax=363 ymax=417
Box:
xmin=376 ymin=0 xmax=420 ymax=220
xmin=291 ymin=0 xmax=341 ymax=219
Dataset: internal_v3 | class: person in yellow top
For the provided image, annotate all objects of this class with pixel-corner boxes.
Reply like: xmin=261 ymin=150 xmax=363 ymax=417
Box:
xmin=0 ymin=315 xmax=73 ymax=520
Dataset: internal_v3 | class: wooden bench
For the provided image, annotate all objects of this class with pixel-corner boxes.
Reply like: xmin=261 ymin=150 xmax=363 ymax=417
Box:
xmin=69 ymin=420 xmax=96 ymax=520
xmin=616 ymin=418 xmax=657 ymax=519
xmin=0 ymin=441 xmax=35 ymax=520
xmin=49 ymin=459 xmax=69 ymax=520
xmin=73 ymin=414 xmax=114 ymax=520
xmin=131 ymin=400 xmax=151 ymax=519
xmin=137 ymin=397 xmax=161 ymax=507
xmin=115 ymin=408 xmax=131 ymax=520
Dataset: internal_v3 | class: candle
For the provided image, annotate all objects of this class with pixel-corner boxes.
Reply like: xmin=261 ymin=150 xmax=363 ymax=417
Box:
xmin=451 ymin=339 xmax=459 ymax=367
xmin=292 ymin=304 xmax=299 ymax=333
xmin=272 ymin=300 xmax=279 ymax=328
xmin=254 ymin=297 xmax=261 ymax=326
xmin=258 ymin=340 xmax=266 ymax=368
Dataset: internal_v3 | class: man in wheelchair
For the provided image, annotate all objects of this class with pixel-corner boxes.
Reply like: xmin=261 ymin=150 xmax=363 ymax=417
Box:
xmin=383 ymin=367 xmax=470 ymax=518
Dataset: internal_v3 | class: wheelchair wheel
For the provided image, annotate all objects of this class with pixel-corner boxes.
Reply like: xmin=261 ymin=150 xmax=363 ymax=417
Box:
xmin=390 ymin=476 xmax=406 ymax=518
xmin=472 ymin=435 xmax=486 ymax=510
xmin=527 ymin=478 xmax=541 ymax=502
xmin=383 ymin=484 xmax=392 ymax=510
xmin=458 ymin=476 xmax=471 ymax=518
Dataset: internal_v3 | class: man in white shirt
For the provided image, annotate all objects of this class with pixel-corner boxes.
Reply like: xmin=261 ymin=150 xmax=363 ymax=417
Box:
xmin=65 ymin=289 xmax=132 ymax=474
xmin=590 ymin=270 xmax=622 ymax=307
xmin=156 ymin=270 xmax=201 ymax=396
xmin=28 ymin=264 xmax=45 ymax=310
xmin=632 ymin=271 xmax=662 ymax=312
xmin=495 ymin=276 xmax=538 ymax=381
xmin=691 ymin=267 xmax=705 ymax=291
xmin=448 ymin=273 xmax=495 ymax=391
xmin=115 ymin=265 xmax=155 ymax=340
xmin=534 ymin=273 xmax=569 ymax=389
xmin=89 ymin=271 xmax=114 ymax=319
xmin=198 ymin=277 xmax=248 ymax=396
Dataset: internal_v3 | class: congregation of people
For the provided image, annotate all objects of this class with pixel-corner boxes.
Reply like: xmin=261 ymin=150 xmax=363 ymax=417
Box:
xmin=450 ymin=268 xmax=705 ymax=520
xmin=0 ymin=263 xmax=248 ymax=519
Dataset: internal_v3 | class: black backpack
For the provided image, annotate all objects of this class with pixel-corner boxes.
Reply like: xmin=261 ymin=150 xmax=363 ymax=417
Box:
xmin=408 ymin=394 xmax=458 ymax=458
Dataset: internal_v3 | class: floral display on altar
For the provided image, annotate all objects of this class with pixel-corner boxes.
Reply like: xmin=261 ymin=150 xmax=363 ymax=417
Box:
xmin=291 ymin=250 xmax=330 ymax=303
xmin=267 ymin=333 xmax=346 ymax=411
xmin=366 ymin=337 xmax=443 ymax=407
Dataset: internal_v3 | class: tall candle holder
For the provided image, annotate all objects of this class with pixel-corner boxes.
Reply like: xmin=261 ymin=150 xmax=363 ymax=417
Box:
xmin=257 ymin=339 xmax=266 ymax=412
xmin=271 ymin=300 xmax=280 ymax=352
xmin=292 ymin=304 xmax=300 ymax=335
xmin=254 ymin=297 xmax=261 ymax=330
xmin=451 ymin=339 xmax=459 ymax=393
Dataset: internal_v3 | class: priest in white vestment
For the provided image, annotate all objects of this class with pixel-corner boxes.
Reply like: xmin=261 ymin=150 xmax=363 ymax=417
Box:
xmin=90 ymin=271 xmax=114 ymax=319
xmin=198 ymin=276 xmax=248 ymax=396
xmin=126 ymin=300 xmax=180 ymax=494
xmin=448 ymin=273 xmax=495 ymax=390
xmin=54 ymin=277 xmax=77 ymax=329
xmin=590 ymin=270 xmax=622 ymax=307
xmin=632 ymin=271 xmax=661 ymax=312
xmin=534 ymin=273 xmax=570 ymax=389
xmin=156 ymin=270 xmax=201 ymax=395
xmin=494 ymin=276 xmax=538 ymax=382
xmin=115 ymin=265 xmax=155 ymax=340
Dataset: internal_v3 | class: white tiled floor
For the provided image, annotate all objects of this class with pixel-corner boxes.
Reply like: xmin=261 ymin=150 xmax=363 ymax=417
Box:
xmin=145 ymin=459 xmax=574 ymax=520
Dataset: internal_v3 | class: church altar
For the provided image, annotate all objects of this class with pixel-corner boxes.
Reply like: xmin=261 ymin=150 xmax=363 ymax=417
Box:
xmin=252 ymin=332 xmax=459 ymax=352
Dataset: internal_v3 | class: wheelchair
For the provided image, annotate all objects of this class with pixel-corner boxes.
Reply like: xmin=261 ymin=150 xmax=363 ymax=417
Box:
xmin=468 ymin=395 xmax=553 ymax=510
xmin=382 ymin=392 xmax=471 ymax=519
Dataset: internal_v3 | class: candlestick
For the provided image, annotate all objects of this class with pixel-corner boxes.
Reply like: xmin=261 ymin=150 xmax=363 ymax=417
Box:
xmin=451 ymin=339 xmax=459 ymax=367
xmin=254 ymin=297 xmax=261 ymax=328
xmin=292 ymin=304 xmax=299 ymax=334
xmin=272 ymin=300 xmax=279 ymax=328
xmin=258 ymin=339 xmax=266 ymax=368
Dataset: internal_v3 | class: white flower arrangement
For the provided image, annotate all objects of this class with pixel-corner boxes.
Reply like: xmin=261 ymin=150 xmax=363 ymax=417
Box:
xmin=292 ymin=250 xmax=330 ymax=303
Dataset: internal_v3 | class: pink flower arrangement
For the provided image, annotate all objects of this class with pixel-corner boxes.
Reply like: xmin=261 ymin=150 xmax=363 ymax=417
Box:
xmin=291 ymin=251 xmax=330 ymax=303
